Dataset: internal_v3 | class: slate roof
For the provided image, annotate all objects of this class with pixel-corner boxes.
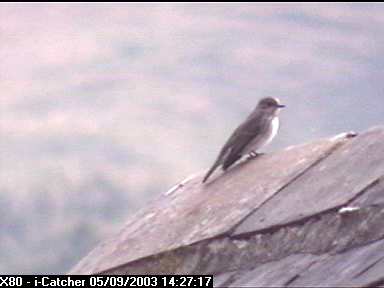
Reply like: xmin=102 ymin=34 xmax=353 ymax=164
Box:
xmin=70 ymin=126 xmax=384 ymax=287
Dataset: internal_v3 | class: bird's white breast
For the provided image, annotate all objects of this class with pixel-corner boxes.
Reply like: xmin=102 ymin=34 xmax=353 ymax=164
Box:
xmin=242 ymin=116 xmax=279 ymax=154
xmin=267 ymin=116 xmax=279 ymax=146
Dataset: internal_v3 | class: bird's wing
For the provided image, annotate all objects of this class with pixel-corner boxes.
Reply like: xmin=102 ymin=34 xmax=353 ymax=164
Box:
xmin=221 ymin=113 xmax=268 ymax=170
xmin=202 ymin=111 xmax=267 ymax=183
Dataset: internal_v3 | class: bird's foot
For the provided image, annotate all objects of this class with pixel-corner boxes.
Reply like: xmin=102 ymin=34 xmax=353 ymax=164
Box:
xmin=246 ymin=151 xmax=264 ymax=160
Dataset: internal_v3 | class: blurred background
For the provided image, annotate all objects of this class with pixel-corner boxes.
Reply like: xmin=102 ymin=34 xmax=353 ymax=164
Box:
xmin=1 ymin=3 xmax=384 ymax=274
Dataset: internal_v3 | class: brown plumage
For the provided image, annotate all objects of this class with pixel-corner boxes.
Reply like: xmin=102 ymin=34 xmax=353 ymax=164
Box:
xmin=202 ymin=97 xmax=285 ymax=183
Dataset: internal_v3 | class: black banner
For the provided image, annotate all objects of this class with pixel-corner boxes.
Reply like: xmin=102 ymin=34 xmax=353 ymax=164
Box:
xmin=0 ymin=275 xmax=213 ymax=288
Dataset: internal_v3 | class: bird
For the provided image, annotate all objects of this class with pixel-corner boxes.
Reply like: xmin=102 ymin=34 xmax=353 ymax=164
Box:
xmin=202 ymin=97 xmax=285 ymax=183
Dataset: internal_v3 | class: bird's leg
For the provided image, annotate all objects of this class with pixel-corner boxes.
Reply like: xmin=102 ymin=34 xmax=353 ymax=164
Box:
xmin=246 ymin=151 xmax=264 ymax=160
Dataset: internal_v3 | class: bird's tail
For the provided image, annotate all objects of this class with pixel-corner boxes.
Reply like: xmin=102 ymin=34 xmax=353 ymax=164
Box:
xmin=202 ymin=158 xmax=221 ymax=183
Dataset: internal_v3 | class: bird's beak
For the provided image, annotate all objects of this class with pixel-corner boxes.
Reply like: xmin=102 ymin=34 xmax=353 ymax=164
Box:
xmin=277 ymin=104 xmax=286 ymax=108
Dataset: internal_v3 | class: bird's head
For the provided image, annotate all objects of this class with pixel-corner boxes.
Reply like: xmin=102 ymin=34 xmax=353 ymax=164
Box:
xmin=257 ymin=97 xmax=285 ymax=115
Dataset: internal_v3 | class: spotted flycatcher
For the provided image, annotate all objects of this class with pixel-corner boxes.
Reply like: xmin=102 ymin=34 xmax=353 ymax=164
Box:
xmin=202 ymin=97 xmax=285 ymax=183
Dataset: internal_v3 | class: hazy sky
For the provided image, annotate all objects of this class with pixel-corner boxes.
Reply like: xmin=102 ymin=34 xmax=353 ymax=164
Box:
xmin=1 ymin=3 xmax=384 ymax=274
